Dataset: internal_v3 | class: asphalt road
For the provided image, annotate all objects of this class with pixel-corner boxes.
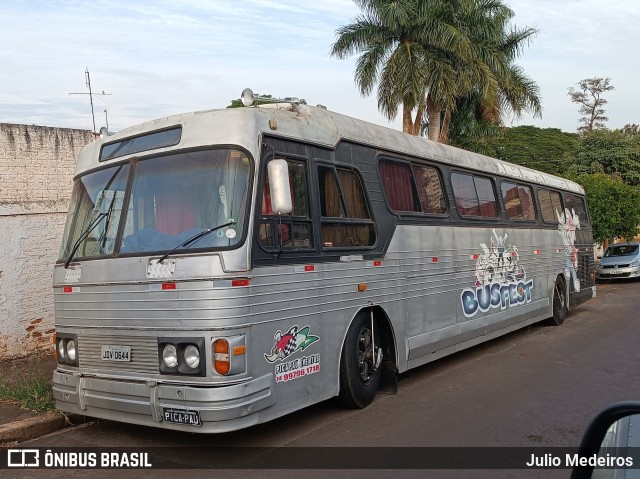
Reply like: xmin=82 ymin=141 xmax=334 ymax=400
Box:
xmin=9 ymin=279 xmax=640 ymax=479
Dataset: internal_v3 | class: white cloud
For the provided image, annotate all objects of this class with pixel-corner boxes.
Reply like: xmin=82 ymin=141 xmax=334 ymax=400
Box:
xmin=0 ymin=0 xmax=636 ymax=133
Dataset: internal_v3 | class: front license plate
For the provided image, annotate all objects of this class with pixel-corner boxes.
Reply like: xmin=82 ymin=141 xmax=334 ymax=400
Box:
xmin=100 ymin=345 xmax=131 ymax=362
xmin=163 ymin=408 xmax=201 ymax=426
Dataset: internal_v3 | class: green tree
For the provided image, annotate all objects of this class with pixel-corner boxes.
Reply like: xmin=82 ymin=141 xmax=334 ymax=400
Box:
xmin=330 ymin=0 xmax=541 ymax=142
xmin=567 ymin=77 xmax=614 ymax=133
xmin=569 ymin=128 xmax=640 ymax=187
xmin=434 ymin=2 xmax=542 ymax=144
xmin=574 ymin=173 xmax=640 ymax=244
xmin=461 ymin=125 xmax=579 ymax=175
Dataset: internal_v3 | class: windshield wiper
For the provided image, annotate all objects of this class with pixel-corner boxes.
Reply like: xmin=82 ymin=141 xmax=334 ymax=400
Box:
xmin=63 ymin=165 xmax=124 ymax=269
xmin=98 ymin=189 xmax=119 ymax=249
xmin=157 ymin=221 xmax=236 ymax=264
xmin=64 ymin=212 xmax=108 ymax=269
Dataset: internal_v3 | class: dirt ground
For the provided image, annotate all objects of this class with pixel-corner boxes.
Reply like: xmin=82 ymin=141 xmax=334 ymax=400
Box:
xmin=0 ymin=351 xmax=57 ymax=388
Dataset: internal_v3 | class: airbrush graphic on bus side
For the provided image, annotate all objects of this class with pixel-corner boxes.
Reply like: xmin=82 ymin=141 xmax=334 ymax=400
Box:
xmin=461 ymin=230 xmax=534 ymax=318
xmin=557 ymin=208 xmax=581 ymax=292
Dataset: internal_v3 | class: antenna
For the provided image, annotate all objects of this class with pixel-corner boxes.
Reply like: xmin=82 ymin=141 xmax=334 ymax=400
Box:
xmin=240 ymin=88 xmax=299 ymax=108
xmin=69 ymin=67 xmax=111 ymax=133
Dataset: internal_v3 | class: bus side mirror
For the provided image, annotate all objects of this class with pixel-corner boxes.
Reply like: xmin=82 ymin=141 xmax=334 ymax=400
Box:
xmin=267 ymin=159 xmax=292 ymax=215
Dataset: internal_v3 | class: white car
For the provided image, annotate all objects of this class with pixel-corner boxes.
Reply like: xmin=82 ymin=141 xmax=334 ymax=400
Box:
xmin=596 ymin=242 xmax=640 ymax=280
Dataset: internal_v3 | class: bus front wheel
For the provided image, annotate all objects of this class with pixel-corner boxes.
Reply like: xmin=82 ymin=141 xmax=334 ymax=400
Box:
xmin=338 ymin=313 xmax=382 ymax=409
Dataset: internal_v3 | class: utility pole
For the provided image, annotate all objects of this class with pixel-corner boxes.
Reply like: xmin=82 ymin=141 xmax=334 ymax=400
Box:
xmin=69 ymin=67 xmax=111 ymax=133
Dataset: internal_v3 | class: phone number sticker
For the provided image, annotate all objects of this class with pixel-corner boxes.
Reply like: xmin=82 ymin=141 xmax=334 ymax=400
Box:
xmin=275 ymin=354 xmax=320 ymax=383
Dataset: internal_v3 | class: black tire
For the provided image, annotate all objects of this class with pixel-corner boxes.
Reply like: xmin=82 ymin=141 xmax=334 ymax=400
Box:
xmin=549 ymin=275 xmax=567 ymax=326
xmin=338 ymin=313 xmax=382 ymax=409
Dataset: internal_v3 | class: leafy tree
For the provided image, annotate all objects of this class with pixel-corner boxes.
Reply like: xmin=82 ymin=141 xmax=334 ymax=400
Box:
xmin=568 ymin=128 xmax=640 ymax=187
xmin=330 ymin=0 xmax=541 ymax=142
xmin=460 ymin=125 xmax=579 ymax=175
xmin=330 ymin=0 xmax=447 ymax=135
xmin=574 ymin=173 xmax=640 ymax=244
xmin=433 ymin=1 xmax=542 ymax=144
xmin=567 ymin=77 xmax=614 ymax=133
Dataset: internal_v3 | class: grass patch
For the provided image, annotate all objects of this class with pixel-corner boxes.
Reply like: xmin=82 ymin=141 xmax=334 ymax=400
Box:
xmin=0 ymin=359 xmax=56 ymax=413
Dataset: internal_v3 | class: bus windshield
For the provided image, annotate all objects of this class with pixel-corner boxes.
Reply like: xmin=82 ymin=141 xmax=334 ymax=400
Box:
xmin=59 ymin=148 xmax=252 ymax=262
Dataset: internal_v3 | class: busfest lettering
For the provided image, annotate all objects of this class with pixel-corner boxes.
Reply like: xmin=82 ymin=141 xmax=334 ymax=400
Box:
xmin=461 ymin=230 xmax=534 ymax=318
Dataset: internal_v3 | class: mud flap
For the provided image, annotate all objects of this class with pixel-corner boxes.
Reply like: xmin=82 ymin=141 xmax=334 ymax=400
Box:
xmin=378 ymin=360 xmax=398 ymax=395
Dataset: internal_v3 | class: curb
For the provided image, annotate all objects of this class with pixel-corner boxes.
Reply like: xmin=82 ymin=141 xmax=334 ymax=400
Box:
xmin=0 ymin=414 xmax=88 ymax=444
xmin=0 ymin=413 xmax=65 ymax=444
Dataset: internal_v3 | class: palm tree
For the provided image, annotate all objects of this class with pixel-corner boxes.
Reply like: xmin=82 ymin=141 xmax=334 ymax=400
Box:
xmin=441 ymin=0 xmax=542 ymax=145
xmin=330 ymin=0 xmax=466 ymax=135
xmin=331 ymin=0 xmax=541 ymax=143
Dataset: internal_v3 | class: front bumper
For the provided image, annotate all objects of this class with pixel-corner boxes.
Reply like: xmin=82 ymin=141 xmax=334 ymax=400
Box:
xmin=53 ymin=370 xmax=276 ymax=433
xmin=597 ymin=265 xmax=640 ymax=280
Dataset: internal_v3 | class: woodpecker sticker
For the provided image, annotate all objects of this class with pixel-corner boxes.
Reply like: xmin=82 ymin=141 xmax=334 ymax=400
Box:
xmin=461 ymin=230 xmax=534 ymax=318
xmin=264 ymin=325 xmax=319 ymax=363
xmin=265 ymin=325 xmax=321 ymax=383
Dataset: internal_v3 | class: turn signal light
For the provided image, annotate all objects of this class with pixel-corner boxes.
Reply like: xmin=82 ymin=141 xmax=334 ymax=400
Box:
xmin=213 ymin=339 xmax=230 ymax=375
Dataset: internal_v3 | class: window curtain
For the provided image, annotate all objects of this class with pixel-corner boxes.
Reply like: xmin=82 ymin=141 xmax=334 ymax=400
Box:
xmin=413 ymin=165 xmax=445 ymax=214
xmin=379 ymin=161 xmax=416 ymax=212
xmin=156 ymin=192 xmax=195 ymax=235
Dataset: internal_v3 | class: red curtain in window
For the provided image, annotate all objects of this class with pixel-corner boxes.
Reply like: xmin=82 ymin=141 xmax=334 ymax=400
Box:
xmin=379 ymin=161 xmax=415 ymax=212
xmin=156 ymin=192 xmax=196 ymax=235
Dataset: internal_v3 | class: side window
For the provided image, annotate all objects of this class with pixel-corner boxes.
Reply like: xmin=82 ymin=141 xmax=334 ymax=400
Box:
xmin=318 ymin=165 xmax=376 ymax=248
xmin=378 ymin=158 xmax=446 ymax=215
xmin=565 ymin=193 xmax=589 ymax=225
xmin=412 ymin=164 xmax=447 ymax=214
xmin=451 ymin=172 xmax=499 ymax=218
xmin=501 ymin=181 xmax=536 ymax=221
xmin=538 ymin=188 xmax=563 ymax=223
xmin=259 ymin=159 xmax=313 ymax=250
xmin=379 ymin=159 xmax=419 ymax=212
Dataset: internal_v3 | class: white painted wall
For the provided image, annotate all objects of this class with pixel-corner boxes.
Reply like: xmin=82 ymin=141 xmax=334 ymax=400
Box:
xmin=0 ymin=123 xmax=93 ymax=359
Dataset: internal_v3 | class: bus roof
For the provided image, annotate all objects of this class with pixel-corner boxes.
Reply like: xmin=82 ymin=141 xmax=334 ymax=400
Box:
xmin=76 ymin=104 xmax=584 ymax=195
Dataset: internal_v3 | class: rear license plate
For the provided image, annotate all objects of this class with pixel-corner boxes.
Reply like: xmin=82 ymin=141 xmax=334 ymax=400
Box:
xmin=101 ymin=345 xmax=131 ymax=362
xmin=163 ymin=408 xmax=201 ymax=426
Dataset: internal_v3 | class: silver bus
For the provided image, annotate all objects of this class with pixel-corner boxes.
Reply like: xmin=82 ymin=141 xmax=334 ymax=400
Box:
xmin=53 ymin=94 xmax=596 ymax=432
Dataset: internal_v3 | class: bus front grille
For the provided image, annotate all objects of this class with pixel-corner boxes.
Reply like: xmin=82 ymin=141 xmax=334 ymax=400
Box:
xmin=78 ymin=335 xmax=158 ymax=374
xmin=578 ymin=253 xmax=594 ymax=287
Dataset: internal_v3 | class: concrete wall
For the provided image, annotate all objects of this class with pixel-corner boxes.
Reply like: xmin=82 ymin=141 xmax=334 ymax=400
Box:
xmin=0 ymin=123 xmax=94 ymax=359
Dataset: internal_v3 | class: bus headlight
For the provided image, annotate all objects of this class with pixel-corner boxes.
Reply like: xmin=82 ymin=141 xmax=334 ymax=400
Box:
xmin=162 ymin=344 xmax=178 ymax=368
xmin=67 ymin=340 xmax=77 ymax=362
xmin=158 ymin=338 xmax=205 ymax=376
xmin=55 ymin=333 xmax=79 ymax=366
xmin=184 ymin=345 xmax=200 ymax=369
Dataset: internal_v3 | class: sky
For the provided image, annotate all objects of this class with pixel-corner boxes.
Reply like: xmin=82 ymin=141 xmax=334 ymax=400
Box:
xmin=1 ymin=0 xmax=638 ymax=134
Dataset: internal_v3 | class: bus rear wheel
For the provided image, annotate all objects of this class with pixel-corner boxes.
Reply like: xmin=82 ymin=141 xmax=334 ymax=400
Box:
xmin=550 ymin=275 xmax=568 ymax=326
xmin=338 ymin=313 xmax=382 ymax=409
